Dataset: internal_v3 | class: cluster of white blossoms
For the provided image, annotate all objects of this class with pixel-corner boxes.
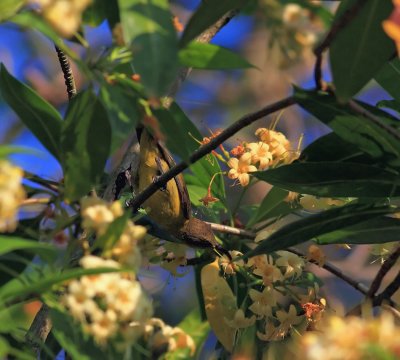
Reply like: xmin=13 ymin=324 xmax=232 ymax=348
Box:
xmin=0 ymin=160 xmax=26 ymax=233
xmin=228 ymin=128 xmax=298 ymax=187
xmin=299 ymin=312 xmax=400 ymax=360
xmin=62 ymin=255 xmax=153 ymax=347
xmin=144 ymin=318 xmax=195 ymax=357
xmin=80 ymin=196 xmax=146 ymax=269
xmin=28 ymin=0 xmax=92 ymax=37
xmin=218 ymin=250 xmax=322 ymax=342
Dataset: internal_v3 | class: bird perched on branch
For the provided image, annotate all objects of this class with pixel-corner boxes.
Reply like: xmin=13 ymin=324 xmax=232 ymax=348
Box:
xmin=134 ymin=127 xmax=228 ymax=256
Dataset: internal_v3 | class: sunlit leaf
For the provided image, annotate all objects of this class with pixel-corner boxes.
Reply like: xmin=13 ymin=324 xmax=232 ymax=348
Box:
xmin=0 ymin=65 xmax=62 ymax=161
xmin=201 ymin=259 xmax=237 ymax=352
xmin=99 ymin=82 xmax=140 ymax=153
xmin=61 ymin=90 xmax=111 ymax=201
xmin=118 ymin=0 xmax=178 ymax=96
xmin=179 ymin=42 xmax=254 ymax=69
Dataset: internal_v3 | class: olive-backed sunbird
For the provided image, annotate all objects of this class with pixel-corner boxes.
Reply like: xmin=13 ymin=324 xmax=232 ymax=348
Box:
xmin=135 ymin=127 xmax=226 ymax=254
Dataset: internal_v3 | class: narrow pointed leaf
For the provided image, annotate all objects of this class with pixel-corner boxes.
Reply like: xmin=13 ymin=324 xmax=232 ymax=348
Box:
xmin=0 ymin=65 xmax=62 ymax=161
xmin=254 ymin=162 xmax=400 ymax=198
xmin=316 ymin=216 xmax=400 ymax=245
xmin=245 ymin=204 xmax=394 ymax=257
xmin=179 ymin=0 xmax=247 ymax=48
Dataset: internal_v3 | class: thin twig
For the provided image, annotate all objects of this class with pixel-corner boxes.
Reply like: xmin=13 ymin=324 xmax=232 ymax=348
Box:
xmin=288 ymin=247 xmax=370 ymax=295
xmin=207 ymin=222 xmax=256 ymax=239
xmin=367 ymin=245 xmax=400 ymax=298
xmin=127 ymin=96 xmax=296 ymax=210
xmin=54 ymin=45 xmax=77 ymax=100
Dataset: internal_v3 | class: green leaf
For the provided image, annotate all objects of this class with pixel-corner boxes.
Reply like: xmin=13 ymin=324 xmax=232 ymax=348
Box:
xmin=118 ymin=0 xmax=178 ymax=96
xmin=178 ymin=42 xmax=254 ymax=69
xmin=0 ymin=236 xmax=56 ymax=261
xmin=377 ymin=99 xmax=400 ymax=115
xmin=83 ymin=0 xmax=120 ymax=28
xmin=254 ymin=162 xmax=400 ymax=198
xmin=0 ymin=266 xmax=124 ymax=303
xmin=247 ymin=187 xmax=289 ymax=227
xmin=179 ymin=0 xmax=247 ymax=48
xmin=244 ymin=203 xmax=394 ymax=256
xmin=50 ymin=307 xmax=114 ymax=360
xmin=61 ymin=90 xmax=111 ymax=201
xmin=375 ymin=58 xmax=400 ymax=101
xmin=10 ymin=12 xmax=78 ymax=60
xmin=295 ymin=88 xmax=400 ymax=166
xmin=157 ymin=102 xmax=226 ymax=204
xmin=329 ymin=0 xmax=395 ymax=102
xmin=94 ymin=213 xmax=130 ymax=253
xmin=0 ymin=145 xmax=42 ymax=158
xmin=0 ymin=65 xmax=62 ymax=161
xmin=0 ymin=0 xmax=24 ymax=22
xmin=316 ymin=216 xmax=400 ymax=245
xmin=99 ymin=82 xmax=140 ymax=153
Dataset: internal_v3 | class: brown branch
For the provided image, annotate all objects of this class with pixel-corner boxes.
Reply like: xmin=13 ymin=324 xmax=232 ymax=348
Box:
xmin=367 ymin=245 xmax=400 ymax=298
xmin=127 ymin=96 xmax=296 ymax=210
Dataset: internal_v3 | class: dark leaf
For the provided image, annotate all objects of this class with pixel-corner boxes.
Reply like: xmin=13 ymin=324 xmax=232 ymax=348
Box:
xmin=254 ymin=162 xmax=400 ymax=198
xmin=329 ymin=0 xmax=395 ymax=102
xmin=247 ymin=187 xmax=289 ymax=227
xmin=375 ymin=58 xmax=400 ymax=101
xmin=244 ymin=204 xmax=394 ymax=256
xmin=316 ymin=216 xmax=400 ymax=245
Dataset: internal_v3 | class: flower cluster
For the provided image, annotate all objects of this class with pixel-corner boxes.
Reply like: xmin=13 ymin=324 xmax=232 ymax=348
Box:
xmin=0 ymin=160 xmax=26 ymax=232
xmin=228 ymin=128 xmax=298 ymax=187
xmin=80 ymin=196 xmax=146 ymax=269
xmin=62 ymin=255 xmax=152 ymax=348
xmin=299 ymin=312 xmax=400 ymax=360
xmin=144 ymin=318 xmax=195 ymax=357
xmin=219 ymin=250 xmax=322 ymax=342
xmin=29 ymin=0 xmax=92 ymax=37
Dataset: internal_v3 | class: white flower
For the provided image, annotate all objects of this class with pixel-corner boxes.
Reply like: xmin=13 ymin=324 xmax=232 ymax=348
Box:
xmin=0 ymin=160 xmax=26 ymax=232
xmin=248 ymin=287 xmax=277 ymax=317
xmin=228 ymin=152 xmax=257 ymax=187
xmin=225 ymin=309 xmax=256 ymax=329
xmin=275 ymin=251 xmax=305 ymax=279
